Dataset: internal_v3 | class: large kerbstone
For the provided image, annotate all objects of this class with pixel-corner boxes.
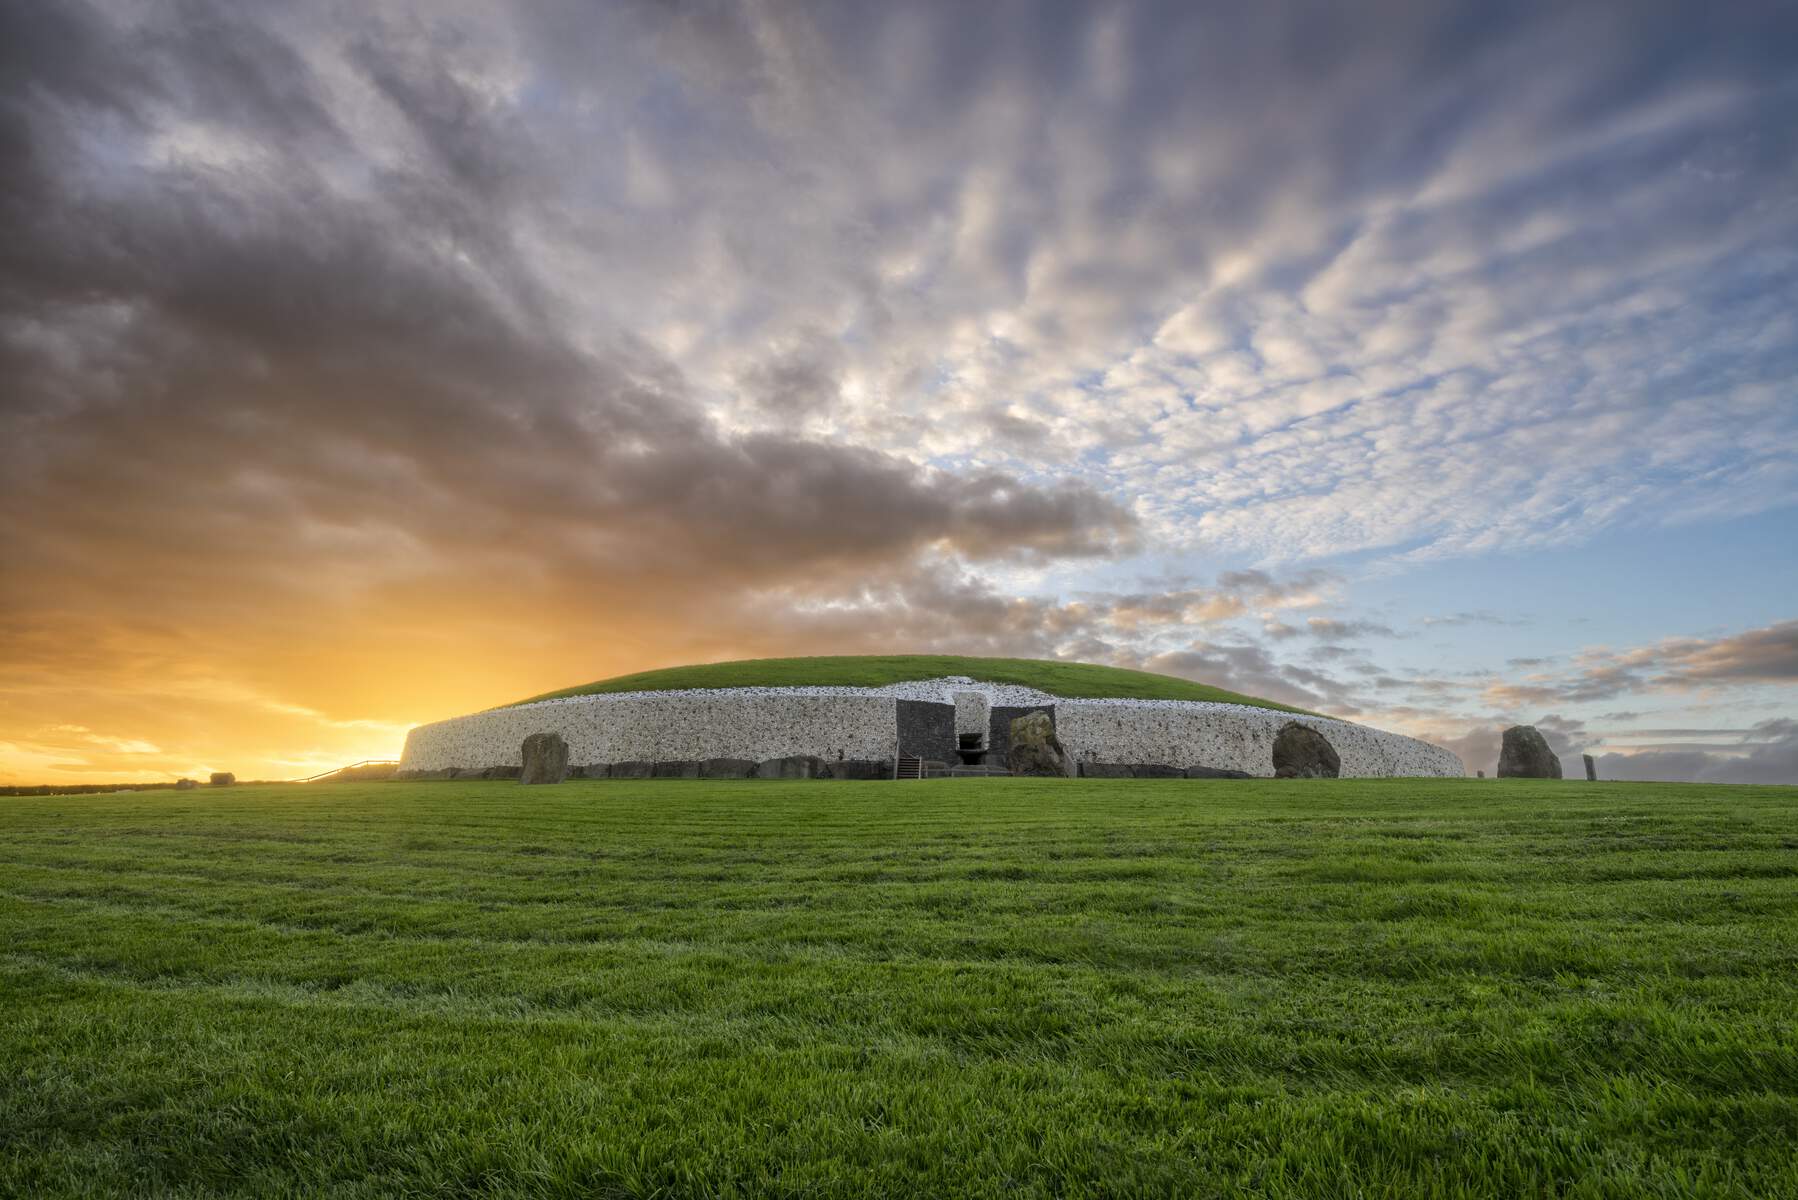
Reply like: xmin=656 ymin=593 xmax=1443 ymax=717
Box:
xmin=520 ymin=732 xmax=571 ymax=785
xmin=609 ymin=761 xmax=653 ymax=779
xmin=1079 ymin=762 xmax=1134 ymax=778
xmin=653 ymin=760 xmax=701 ymax=778
xmin=757 ymin=755 xmax=829 ymax=779
xmin=1273 ymin=722 xmax=1341 ymax=779
xmin=699 ymin=758 xmax=757 ymax=779
xmin=1007 ymin=710 xmax=1073 ymax=777
xmin=827 ymin=759 xmax=890 ymax=780
xmin=1497 ymin=726 xmax=1562 ymax=779
xmin=1186 ymin=766 xmax=1254 ymax=779
xmin=1132 ymin=763 xmax=1183 ymax=778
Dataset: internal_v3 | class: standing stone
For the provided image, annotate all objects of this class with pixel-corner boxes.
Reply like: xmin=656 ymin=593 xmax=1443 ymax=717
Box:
xmin=1477 ymin=770 xmax=1485 ymax=779
xmin=1496 ymin=725 xmax=1562 ymax=779
xmin=1583 ymin=754 xmax=1597 ymax=782
xmin=1272 ymin=722 xmax=1340 ymax=779
xmin=208 ymin=772 xmax=235 ymax=787
xmin=519 ymin=732 xmax=571 ymax=785
xmin=1006 ymin=710 xmax=1073 ymax=777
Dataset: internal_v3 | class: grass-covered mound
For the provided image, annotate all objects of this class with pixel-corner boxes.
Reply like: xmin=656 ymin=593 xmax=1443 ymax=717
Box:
xmin=506 ymin=653 xmax=1310 ymax=712
xmin=4 ymin=778 xmax=1796 ymax=1196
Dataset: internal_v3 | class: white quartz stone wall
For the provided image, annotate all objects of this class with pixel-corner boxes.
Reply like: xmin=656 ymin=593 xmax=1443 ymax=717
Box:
xmin=953 ymin=691 xmax=990 ymax=740
xmin=1054 ymin=701 xmax=1464 ymax=778
xmin=401 ymin=692 xmax=899 ymax=770
xmin=398 ymin=678 xmax=1465 ymax=777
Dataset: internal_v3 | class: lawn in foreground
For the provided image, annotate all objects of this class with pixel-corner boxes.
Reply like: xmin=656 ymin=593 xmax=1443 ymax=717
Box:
xmin=2 ymin=778 xmax=1796 ymax=1198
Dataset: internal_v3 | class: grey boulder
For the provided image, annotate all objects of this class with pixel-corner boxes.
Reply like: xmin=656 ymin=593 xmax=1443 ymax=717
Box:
xmin=1185 ymin=766 xmax=1254 ymax=779
xmin=1272 ymin=722 xmax=1341 ymax=779
xmin=1497 ymin=726 xmax=1562 ymax=779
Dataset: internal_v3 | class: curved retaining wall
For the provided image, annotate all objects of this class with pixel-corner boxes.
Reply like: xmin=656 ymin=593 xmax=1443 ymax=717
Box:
xmin=1057 ymin=701 xmax=1463 ymax=778
xmin=399 ymin=679 xmax=1465 ymax=778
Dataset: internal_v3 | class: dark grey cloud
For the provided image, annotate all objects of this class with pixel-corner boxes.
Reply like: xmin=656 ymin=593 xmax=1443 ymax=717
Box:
xmin=1481 ymin=620 xmax=1798 ymax=710
xmin=0 ymin=0 xmax=1138 ymax=649
xmin=1595 ymin=719 xmax=1798 ymax=785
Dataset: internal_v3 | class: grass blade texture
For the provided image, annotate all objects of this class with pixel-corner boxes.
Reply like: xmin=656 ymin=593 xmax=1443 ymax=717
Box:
xmin=3 ymin=778 xmax=1796 ymax=1198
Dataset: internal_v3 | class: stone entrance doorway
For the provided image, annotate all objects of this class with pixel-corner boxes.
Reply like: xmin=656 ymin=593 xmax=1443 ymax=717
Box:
xmin=954 ymin=691 xmax=990 ymax=765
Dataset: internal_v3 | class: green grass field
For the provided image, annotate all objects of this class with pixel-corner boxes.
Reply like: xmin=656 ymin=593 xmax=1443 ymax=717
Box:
xmin=4 ymin=778 xmax=1796 ymax=1198
xmin=503 ymin=654 xmax=1312 ymax=712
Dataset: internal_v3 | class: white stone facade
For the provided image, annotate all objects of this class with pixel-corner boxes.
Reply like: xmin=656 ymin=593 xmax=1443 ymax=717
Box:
xmin=399 ymin=677 xmax=1465 ymax=778
xmin=1055 ymin=700 xmax=1464 ymax=778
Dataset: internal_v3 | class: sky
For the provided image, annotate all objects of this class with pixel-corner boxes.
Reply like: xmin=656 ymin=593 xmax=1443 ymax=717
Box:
xmin=2 ymin=0 xmax=1795 ymax=785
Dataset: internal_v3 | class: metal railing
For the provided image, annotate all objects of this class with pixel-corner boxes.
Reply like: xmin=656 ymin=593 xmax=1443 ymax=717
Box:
xmin=289 ymin=759 xmax=399 ymax=783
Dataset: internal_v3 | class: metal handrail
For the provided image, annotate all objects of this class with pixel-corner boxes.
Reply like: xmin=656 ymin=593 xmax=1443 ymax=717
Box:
xmin=290 ymin=759 xmax=399 ymax=783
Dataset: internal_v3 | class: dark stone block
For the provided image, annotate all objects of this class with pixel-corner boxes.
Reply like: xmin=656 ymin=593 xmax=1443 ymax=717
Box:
xmin=1272 ymin=722 xmax=1340 ymax=779
xmin=1583 ymin=753 xmax=1597 ymax=782
xmin=896 ymin=699 xmax=957 ymax=764
xmin=1185 ymin=766 xmax=1254 ymax=779
xmin=700 ymin=757 xmax=757 ymax=778
xmin=826 ymin=759 xmax=890 ymax=780
xmin=609 ymin=761 xmax=653 ymax=779
xmin=1132 ymin=763 xmax=1183 ymax=778
xmin=1079 ymin=762 xmax=1135 ymax=778
xmin=757 ymin=755 xmax=829 ymax=779
xmin=208 ymin=772 xmax=235 ymax=787
xmin=653 ymin=760 xmax=701 ymax=779
xmin=520 ymin=732 xmax=570 ymax=785
xmin=487 ymin=766 xmax=522 ymax=781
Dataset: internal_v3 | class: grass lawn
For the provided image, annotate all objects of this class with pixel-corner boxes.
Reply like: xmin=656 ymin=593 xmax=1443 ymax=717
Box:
xmin=3 ymin=778 xmax=1796 ymax=1198
xmin=503 ymin=654 xmax=1312 ymax=713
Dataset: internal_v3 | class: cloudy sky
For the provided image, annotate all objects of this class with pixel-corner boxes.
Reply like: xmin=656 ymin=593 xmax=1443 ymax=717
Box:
xmin=3 ymin=0 xmax=1795 ymax=784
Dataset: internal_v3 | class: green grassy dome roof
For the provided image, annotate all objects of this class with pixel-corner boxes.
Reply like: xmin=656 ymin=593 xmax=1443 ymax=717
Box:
xmin=504 ymin=654 xmax=1309 ymax=714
